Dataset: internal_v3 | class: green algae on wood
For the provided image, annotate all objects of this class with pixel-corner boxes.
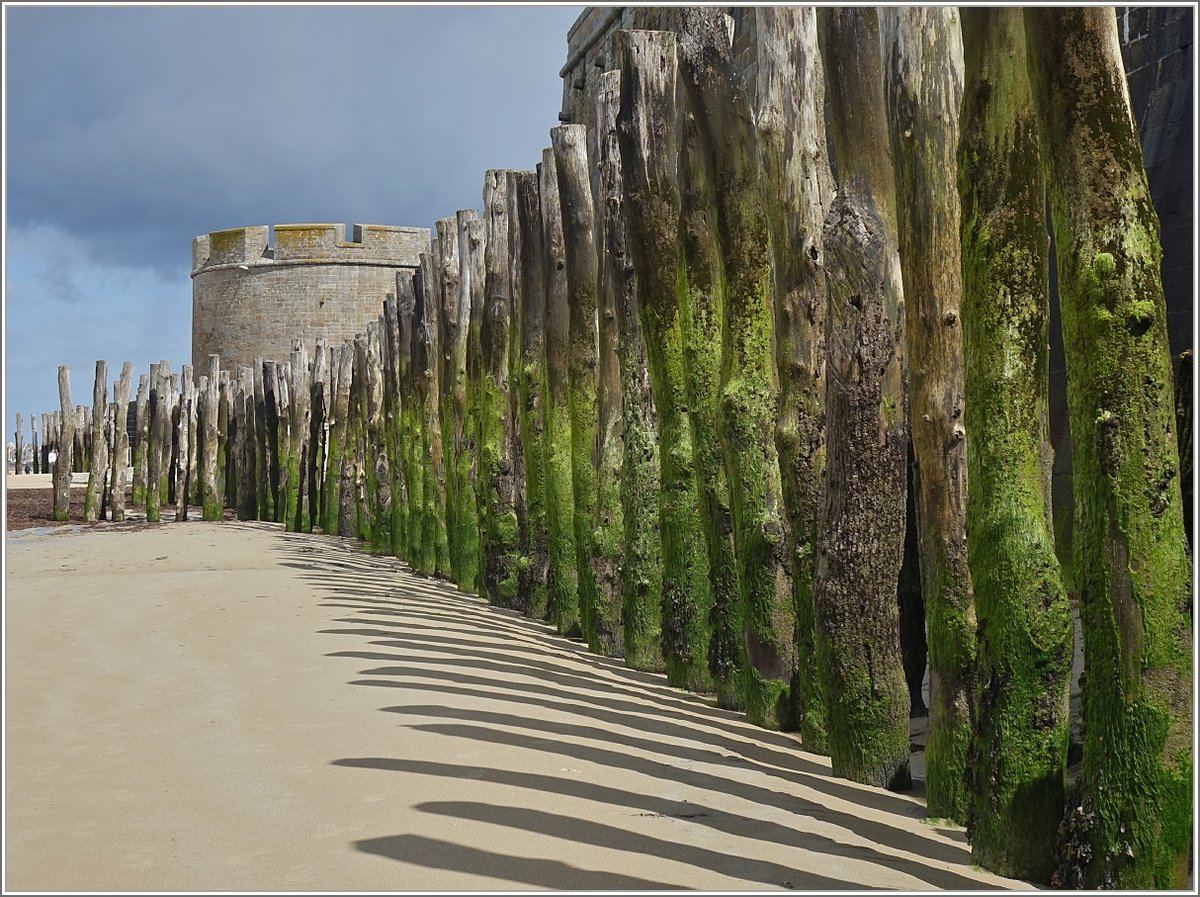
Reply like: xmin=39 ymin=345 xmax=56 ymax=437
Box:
xmin=453 ymin=210 xmax=484 ymax=591
xmin=813 ymin=7 xmax=911 ymax=789
xmin=676 ymin=8 xmax=795 ymax=728
xmin=1025 ymin=8 xmax=1193 ymax=889
xmin=551 ymin=124 xmax=604 ymax=649
xmin=477 ymin=170 xmax=525 ymax=610
xmin=537 ymin=153 xmax=581 ymax=633
xmin=881 ymin=6 xmax=977 ymax=824
xmin=511 ymin=166 xmax=553 ymax=624
xmin=617 ymin=28 xmax=713 ymax=693
xmin=752 ymin=6 xmax=835 ymax=752
xmin=958 ymin=8 xmax=1073 ymax=881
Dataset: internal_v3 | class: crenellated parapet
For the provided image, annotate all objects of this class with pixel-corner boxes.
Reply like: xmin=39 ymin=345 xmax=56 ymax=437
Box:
xmin=192 ymin=223 xmax=429 ymax=275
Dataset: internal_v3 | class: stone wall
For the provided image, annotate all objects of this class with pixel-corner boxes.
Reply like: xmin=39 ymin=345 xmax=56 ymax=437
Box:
xmin=191 ymin=223 xmax=429 ymax=373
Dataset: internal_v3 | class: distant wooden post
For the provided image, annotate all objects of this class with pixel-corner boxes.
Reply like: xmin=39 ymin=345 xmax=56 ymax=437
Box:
xmin=110 ymin=362 xmax=133 ymax=521
xmin=132 ymin=373 xmax=150 ymax=505
xmin=198 ymin=355 xmax=222 ymax=520
xmin=30 ymin=413 xmax=40 ymax=474
xmin=186 ymin=367 xmax=200 ymax=506
xmin=174 ymin=364 xmax=193 ymax=520
xmin=14 ymin=413 xmax=24 ymax=475
xmin=218 ymin=370 xmax=232 ymax=507
xmin=74 ymin=404 xmax=88 ymax=474
xmin=41 ymin=413 xmax=53 ymax=475
xmin=53 ymin=368 xmax=75 ymax=520
xmin=145 ymin=365 xmax=166 ymax=523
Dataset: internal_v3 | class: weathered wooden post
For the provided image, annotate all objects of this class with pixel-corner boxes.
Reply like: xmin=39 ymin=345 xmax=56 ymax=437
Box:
xmin=413 ymin=254 xmax=450 ymax=574
xmin=435 ymin=218 xmax=463 ymax=576
xmin=186 ymin=367 xmax=200 ymax=507
xmin=100 ymin=402 xmax=115 ymax=520
xmin=31 ymin=413 xmax=40 ymax=474
xmin=617 ymin=28 xmax=713 ymax=692
xmin=110 ymin=362 xmax=133 ymax=521
xmin=251 ymin=357 xmax=270 ymax=521
xmin=235 ymin=366 xmax=258 ymax=521
xmin=74 ymin=403 xmax=88 ymax=474
xmin=552 ymin=123 xmax=603 ymax=649
xmin=132 ymin=373 xmax=150 ymax=506
xmin=538 ymin=151 xmax=580 ymax=630
xmin=454 ymin=209 xmax=484 ymax=590
xmin=14 ymin=413 xmax=24 ymax=476
xmin=881 ymin=4 xmax=977 ymax=821
xmin=363 ymin=323 xmax=390 ymax=547
xmin=42 ymin=413 xmax=53 ymax=477
xmin=672 ymin=31 xmax=744 ymax=710
xmin=218 ymin=369 xmax=232 ymax=507
xmin=956 ymin=7 xmax=1072 ymax=879
xmin=477 ymin=169 xmax=524 ymax=607
xmin=381 ymin=297 xmax=406 ymax=552
xmin=145 ymin=365 xmax=166 ymax=524
xmin=52 ymin=367 xmax=74 ymax=520
xmin=328 ymin=343 xmax=356 ymax=538
xmin=309 ymin=340 xmax=328 ymax=533
xmin=198 ymin=355 xmax=221 ymax=520
xmin=1026 ymin=8 xmax=1193 ymax=888
xmin=753 ymin=5 xmax=836 ymax=748
xmin=596 ymin=67 xmax=664 ymax=672
xmin=812 ymin=7 xmax=911 ymax=788
xmin=174 ymin=364 xmax=193 ymax=521
xmin=509 ymin=165 xmax=552 ymax=623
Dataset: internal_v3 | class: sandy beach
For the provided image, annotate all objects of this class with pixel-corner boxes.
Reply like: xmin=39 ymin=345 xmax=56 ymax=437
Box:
xmin=5 ymin=515 xmax=1030 ymax=891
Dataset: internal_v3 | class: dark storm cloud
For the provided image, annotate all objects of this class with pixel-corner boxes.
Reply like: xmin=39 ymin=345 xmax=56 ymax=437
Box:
xmin=7 ymin=5 xmax=583 ymax=274
xmin=4 ymin=3 xmax=583 ymax=424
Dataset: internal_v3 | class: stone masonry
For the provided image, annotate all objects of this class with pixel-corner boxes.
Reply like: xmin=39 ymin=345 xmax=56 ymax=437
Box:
xmin=191 ymin=222 xmax=430 ymax=373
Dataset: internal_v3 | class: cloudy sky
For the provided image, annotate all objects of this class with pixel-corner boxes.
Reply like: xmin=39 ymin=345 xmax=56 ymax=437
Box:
xmin=4 ymin=3 xmax=584 ymax=440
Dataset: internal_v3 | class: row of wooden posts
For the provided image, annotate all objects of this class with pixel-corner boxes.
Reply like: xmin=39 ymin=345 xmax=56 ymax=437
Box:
xmin=26 ymin=8 xmax=1191 ymax=889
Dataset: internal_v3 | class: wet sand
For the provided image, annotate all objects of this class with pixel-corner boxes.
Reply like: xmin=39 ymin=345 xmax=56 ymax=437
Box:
xmin=5 ymin=519 xmax=1030 ymax=891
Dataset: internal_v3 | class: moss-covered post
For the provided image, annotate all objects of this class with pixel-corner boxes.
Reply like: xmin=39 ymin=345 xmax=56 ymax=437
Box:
xmin=414 ymin=254 xmax=451 ymax=575
xmin=535 ymin=155 xmax=579 ymax=631
xmin=435 ymin=218 xmax=463 ymax=575
xmin=1024 ymin=8 xmax=1193 ymax=888
xmin=456 ymin=209 xmax=485 ymax=591
xmin=365 ymin=322 xmax=393 ymax=550
xmin=551 ymin=124 xmax=602 ymax=648
xmin=1174 ymin=351 xmax=1192 ymax=548
xmin=52 ymin=366 xmax=75 ymax=521
xmin=381 ymin=299 xmax=406 ymax=553
xmin=880 ymin=5 xmax=977 ymax=821
xmin=396 ymin=271 xmax=423 ymax=561
xmin=199 ymin=355 xmax=222 ymax=521
xmin=291 ymin=342 xmax=314 ymax=532
xmin=478 ymin=169 xmax=524 ymax=608
xmin=146 ymin=364 xmax=167 ymax=524
xmin=597 ymin=68 xmax=665 ymax=672
xmin=333 ymin=343 xmax=357 ymax=538
xmin=218 ymin=370 xmax=232 ymax=507
xmin=956 ymin=7 xmax=1072 ymax=879
xmin=173 ymin=364 xmax=192 ymax=521
xmin=813 ymin=7 xmax=911 ymax=790
xmin=235 ymin=367 xmax=257 ymax=521
xmin=676 ymin=8 xmax=796 ymax=727
xmin=617 ymin=28 xmax=713 ymax=693
xmin=505 ymin=167 xmax=551 ymax=622
xmin=251 ymin=357 xmax=271 ymax=521
xmin=84 ymin=360 xmax=108 ymax=522
xmin=674 ymin=41 xmax=744 ymax=711
xmin=131 ymin=374 xmax=149 ymax=506
xmin=309 ymin=340 xmax=329 ymax=532
xmin=591 ymin=71 xmax=633 ymax=660
xmin=753 ymin=5 xmax=835 ymax=750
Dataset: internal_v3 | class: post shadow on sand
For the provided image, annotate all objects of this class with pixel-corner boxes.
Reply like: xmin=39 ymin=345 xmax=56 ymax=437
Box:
xmin=266 ymin=533 xmax=999 ymax=890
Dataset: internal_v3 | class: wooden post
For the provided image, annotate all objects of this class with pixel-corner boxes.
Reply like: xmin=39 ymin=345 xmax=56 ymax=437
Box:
xmin=145 ymin=365 xmax=165 ymax=524
xmin=596 ymin=67 xmax=664 ymax=672
xmin=812 ymin=7 xmax=911 ymax=789
xmin=477 ymin=169 xmax=524 ymax=607
xmin=251 ymin=357 xmax=269 ymax=521
xmin=110 ymin=362 xmax=133 ymax=521
xmin=513 ymin=165 xmax=553 ymax=623
xmin=539 ymin=145 xmax=586 ymax=636
xmin=74 ymin=403 xmax=88 ymax=474
xmin=100 ymin=402 xmax=115 ymax=520
xmin=235 ymin=367 xmax=257 ymax=520
xmin=174 ymin=364 xmax=192 ymax=521
xmin=218 ymin=370 xmax=232 ymax=507
xmin=395 ymin=272 xmax=420 ymax=559
xmin=448 ymin=211 xmax=482 ymax=590
xmin=309 ymin=340 xmax=328 ymax=534
xmin=335 ymin=343 xmax=358 ymax=538
xmin=435 ymin=218 xmax=463 ymax=578
xmin=52 ymin=367 xmax=74 ymax=520
xmin=186 ymin=366 xmax=200 ymax=507
xmin=14 ymin=413 xmax=23 ymax=475
xmin=551 ymin=123 xmax=604 ymax=650
xmin=753 ymin=5 xmax=836 ymax=748
xmin=617 ymin=29 xmax=713 ymax=693
xmin=198 ymin=355 xmax=221 ymax=520
xmin=459 ymin=210 xmax=487 ymax=591
xmin=30 ymin=413 xmax=40 ymax=474
xmin=132 ymin=373 xmax=150 ymax=506
xmin=413 ymin=253 xmax=450 ymax=574
xmin=381 ymin=298 xmax=406 ymax=554
xmin=42 ymin=413 xmax=53 ymax=476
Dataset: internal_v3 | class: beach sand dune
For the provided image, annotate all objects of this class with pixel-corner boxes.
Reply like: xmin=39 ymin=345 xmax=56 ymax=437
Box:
xmin=5 ymin=520 xmax=1029 ymax=891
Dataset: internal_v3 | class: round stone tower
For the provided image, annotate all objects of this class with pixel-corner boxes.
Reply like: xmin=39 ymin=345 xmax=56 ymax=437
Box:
xmin=191 ymin=222 xmax=430 ymax=372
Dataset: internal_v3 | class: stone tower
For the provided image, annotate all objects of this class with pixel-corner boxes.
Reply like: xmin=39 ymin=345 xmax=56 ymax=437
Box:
xmin=191 ymin=222 xmax=430 ymax=372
